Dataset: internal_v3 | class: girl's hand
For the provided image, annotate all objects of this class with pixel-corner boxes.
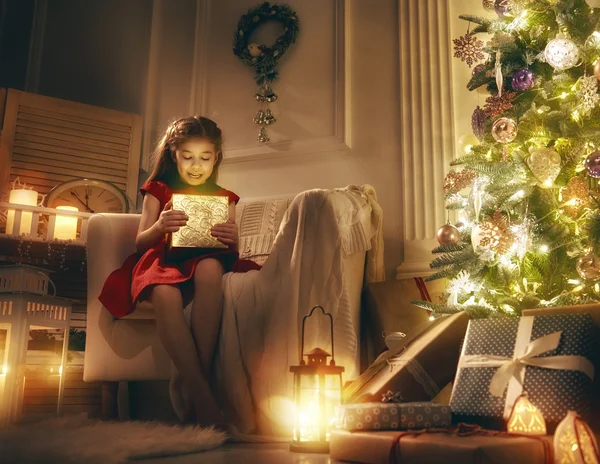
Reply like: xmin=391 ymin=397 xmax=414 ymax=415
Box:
xmin=211 ymin=219 xmax=238 ymax=246
xmin=157 ymin=200 xmax=188 ymax=233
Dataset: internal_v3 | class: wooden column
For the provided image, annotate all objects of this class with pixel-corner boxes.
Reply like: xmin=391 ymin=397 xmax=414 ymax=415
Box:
xmin=396 ymin=0 xmax=455 ymax=279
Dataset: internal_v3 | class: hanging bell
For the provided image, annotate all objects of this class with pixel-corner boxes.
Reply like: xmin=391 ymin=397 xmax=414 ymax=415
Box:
xmin=253 ymin=109 xmax=265 ymax=125
xmin=257 ymin=126 xmax=270 ymax=143
xmin=254 ymin=87 xmax=266 ymax=102
xmin=264 ymin=85 xmax=278 ymax=102
xmin=264 ymin=109 xmax=276 ymax=125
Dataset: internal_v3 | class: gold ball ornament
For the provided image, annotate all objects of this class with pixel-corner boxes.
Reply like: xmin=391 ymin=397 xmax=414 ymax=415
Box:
xmin=576 ymin=250 xmax=600 ymax=280
xmin=526 ymin=147 xmax=562 ymax=188
xmin=595 ymin=60 xmax=600 ymax=80
xmin=586 ymin=0 xmax=600 ymax=7
xmin=492 ymin=117 xmax=518 ymax=143
xmin=436 ymin=224 xmax=461 ymax=245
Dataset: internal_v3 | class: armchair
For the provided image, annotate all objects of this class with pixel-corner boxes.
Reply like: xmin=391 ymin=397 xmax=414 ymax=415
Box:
xmin=84 ymin=187 xmax=382 ymax=430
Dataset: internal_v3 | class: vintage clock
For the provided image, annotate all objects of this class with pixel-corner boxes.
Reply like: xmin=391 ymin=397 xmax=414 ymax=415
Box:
xmin=46 ymin=178 xmax=130 ymax=214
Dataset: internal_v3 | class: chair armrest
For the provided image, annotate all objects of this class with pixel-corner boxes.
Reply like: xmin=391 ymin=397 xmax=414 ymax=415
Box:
xmin=84 ymin=213 xmax=141 ymax=380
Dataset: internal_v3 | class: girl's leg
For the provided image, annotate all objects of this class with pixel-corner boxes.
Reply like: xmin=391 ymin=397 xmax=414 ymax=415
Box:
xmin=190 ymin=258 xmax=226 ymax=423
xmin=150 ymin=284 xmax=221 ymax=426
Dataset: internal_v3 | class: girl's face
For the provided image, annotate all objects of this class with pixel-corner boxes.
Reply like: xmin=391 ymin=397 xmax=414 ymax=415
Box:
xmin=173 ymin=138 xmax=217 ymax=185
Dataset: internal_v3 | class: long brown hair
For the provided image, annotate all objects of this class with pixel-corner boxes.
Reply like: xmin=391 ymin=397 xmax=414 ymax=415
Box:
xmin=147 ymin=116 xmax=224 ymax=184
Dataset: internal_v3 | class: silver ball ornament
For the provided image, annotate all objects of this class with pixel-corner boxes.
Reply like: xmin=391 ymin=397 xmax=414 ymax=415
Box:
xmin=595 ymin=60 xmax=600 ymax=80
xmin=544 ymin=38 xmax=580 ymax=71
xmin=436 ymin=224 xmax=461 ymax=245
xmin=576 ymin=250 xmax=600 ymax=280
xmin=492 ymin=117 xmax=518 ymax=143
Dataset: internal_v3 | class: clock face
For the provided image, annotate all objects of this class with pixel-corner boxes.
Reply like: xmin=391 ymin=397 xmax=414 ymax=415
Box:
xmin=47 ymin=179 xmax=129 ymax=214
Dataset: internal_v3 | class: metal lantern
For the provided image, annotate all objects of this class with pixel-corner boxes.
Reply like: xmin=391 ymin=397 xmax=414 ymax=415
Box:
xmin=290 ymin=305 xmax=344 ymax=453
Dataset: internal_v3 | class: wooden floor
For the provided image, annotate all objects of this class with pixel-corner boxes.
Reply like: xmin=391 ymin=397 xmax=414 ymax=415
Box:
xmin=135 ymin=443 xmax=333 ymax=464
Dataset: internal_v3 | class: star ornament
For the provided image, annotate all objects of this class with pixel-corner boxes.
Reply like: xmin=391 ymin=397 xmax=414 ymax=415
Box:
xmin=453 ymin=32 xmax=485 ymax=67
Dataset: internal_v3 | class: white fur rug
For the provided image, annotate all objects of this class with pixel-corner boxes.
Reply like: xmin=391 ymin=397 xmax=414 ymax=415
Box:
xmin=0 ymin=415 xmax=226 ymax=463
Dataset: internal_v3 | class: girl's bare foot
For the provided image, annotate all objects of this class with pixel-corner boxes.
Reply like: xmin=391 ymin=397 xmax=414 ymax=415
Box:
xmin=169 ymin=371 xmax=194 ymax=423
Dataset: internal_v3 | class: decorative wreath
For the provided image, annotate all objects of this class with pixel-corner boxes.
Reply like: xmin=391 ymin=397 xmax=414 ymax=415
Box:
xmin=233 ymin=2 xmax=300 ymax=85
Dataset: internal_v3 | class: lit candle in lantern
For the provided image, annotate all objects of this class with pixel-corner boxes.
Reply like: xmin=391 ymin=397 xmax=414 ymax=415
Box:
xmin=6 ymin=189 xmax=38 ymax=235
xmin=54 ymin=206 xmax=78 ymax=240
xmin=290 ymin=305 xmax=344 ymax=454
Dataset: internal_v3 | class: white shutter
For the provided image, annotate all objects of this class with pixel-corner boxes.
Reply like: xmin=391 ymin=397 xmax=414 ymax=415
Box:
xmin=0 ymin=88 xmax=142 ymax=205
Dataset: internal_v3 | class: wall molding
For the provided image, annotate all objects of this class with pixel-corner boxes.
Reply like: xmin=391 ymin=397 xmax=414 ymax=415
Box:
xmin=189 ymin=0 xmax=350 ymax=164
xmin=395 ymin=0 xmax=455 ymax=279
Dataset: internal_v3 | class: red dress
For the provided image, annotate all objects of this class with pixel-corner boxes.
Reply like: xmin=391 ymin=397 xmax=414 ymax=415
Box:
xmin=98 ymin=180 xmax=261 ymax=318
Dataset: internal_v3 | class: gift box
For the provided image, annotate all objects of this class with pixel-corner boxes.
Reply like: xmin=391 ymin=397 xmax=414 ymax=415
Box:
xmin=522 ymin=304 xmax=600 ymax=433
xmin=168 ymin=194 xmax=229 ymax=249
xmin=339 ymin=402 xmax=451 ymax=431
xmin=450 ymin=313 xmax=597 ymax=431
xmin=343 ymin=312 xmax=469 ymax=404
xmin=329 ymin=428 xmax=554 ymax=464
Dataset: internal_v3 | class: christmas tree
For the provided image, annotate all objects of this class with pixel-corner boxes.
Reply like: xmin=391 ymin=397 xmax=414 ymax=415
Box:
xmin=414 ymin=0 xmax=600 ymax=318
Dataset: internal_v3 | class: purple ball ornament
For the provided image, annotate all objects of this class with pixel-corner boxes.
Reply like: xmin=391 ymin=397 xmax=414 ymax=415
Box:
xmin=494 ymin=0 xmax=512 ymax=17
xmin=585 ymin=151 xmax=600 ymax=178
xmin=512 ymin=69 xmax=535 ymax=91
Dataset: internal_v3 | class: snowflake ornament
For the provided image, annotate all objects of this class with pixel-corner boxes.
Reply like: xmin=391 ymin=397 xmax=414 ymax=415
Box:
xmin=448 ymin=271 xmax=477 ymax=296
xmin=453 ymin=32 xmax=485 ymax=67
xmin=479 ymin=211 xmax=514 ymax=254
xmin=447 ymin=270 xmax=480 ymax=306
xmin=484 ymin=90 xmax=517 ymax=118
xmin=576 ymin=75 xmax=600 ymax=117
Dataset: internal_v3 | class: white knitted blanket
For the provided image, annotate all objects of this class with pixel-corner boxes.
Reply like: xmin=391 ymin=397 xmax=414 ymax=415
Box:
xmin=177 ymin=185 xmax=384 ymax=438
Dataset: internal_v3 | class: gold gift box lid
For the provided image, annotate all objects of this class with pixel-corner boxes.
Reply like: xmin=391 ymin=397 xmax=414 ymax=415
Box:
xmin=168 ymin=194 xmax=229 ymax=249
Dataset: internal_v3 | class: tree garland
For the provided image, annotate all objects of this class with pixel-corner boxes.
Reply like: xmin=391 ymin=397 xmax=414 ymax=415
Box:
xmin=232 ymin=2 xmax=300 ymax=142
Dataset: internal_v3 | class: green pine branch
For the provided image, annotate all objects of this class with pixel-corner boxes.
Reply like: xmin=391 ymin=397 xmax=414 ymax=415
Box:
xmin=432 ymin=243 xmax=469 ymax=254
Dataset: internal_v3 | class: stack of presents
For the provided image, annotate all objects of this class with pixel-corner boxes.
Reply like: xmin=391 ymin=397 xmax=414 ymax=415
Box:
xmin=333 ymin=281 xmax=600 ymax=464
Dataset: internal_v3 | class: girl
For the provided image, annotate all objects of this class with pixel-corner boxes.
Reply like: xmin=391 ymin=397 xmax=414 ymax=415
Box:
xmin=99 ymin=116 xmax=259 ymax=428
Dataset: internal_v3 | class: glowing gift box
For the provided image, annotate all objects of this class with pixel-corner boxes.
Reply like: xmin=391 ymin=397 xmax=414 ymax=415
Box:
xmin=168 ymin=194 xmax=229 ymax=249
